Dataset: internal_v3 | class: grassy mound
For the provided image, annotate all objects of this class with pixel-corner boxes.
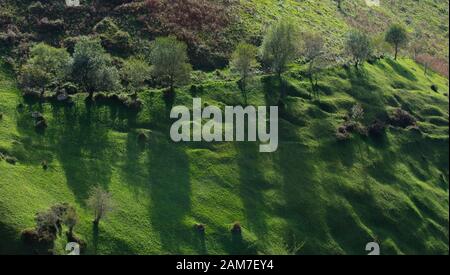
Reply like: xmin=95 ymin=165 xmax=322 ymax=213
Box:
xmin=0 ymin=57 xmax=448 ymax=255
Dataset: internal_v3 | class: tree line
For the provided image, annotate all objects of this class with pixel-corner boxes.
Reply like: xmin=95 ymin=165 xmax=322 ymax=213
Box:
xmin=19 ymin=20 xmax=410 ymax=104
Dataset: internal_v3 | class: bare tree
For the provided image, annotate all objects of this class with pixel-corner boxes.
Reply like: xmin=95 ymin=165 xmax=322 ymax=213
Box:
xmin=64 ymin=206 xmax=79 ymax=237
xmin=86 ymin=186 xmax=114 ymax=226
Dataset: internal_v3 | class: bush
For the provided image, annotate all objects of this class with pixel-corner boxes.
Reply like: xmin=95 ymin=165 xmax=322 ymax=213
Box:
xmin=231 ymin=222 xmax=242 ymax=234
xmin=431 ymin=84 xmax=439 ymax=93
xmin=336 ymin=126 xmax=351 ymax=141
xmin=389 ymin=108 xmax=416 ymax=128
xmin=21 ymin=229 xmax=40 ymax=245
xmin=195 ymin=223 xmax=205 ymax=234
xmin=368 ymin=120 xmax=386 ymax=138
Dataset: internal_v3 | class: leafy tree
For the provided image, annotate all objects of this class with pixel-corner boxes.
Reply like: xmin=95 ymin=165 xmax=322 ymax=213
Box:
xmin=121 ymin=57 xmax=151 ymax=97
xmin=385 ymin=24 xmax=408 ymax=60
xmin=261 ymin=19 xmax=300 ymax=81
xmin=345 ymin=30 xmax=372 ymax=68
xmin=20 ymin=43 xmax=71 ymax=97
xmin=302 ymin=32 xmax=325 ymax=88
xmin=230 ymin=43 xmax=259 ymax=103
xmin=72 ymin=36 xmax=121 ymax=98
xmin=86 ymin=186 xmax=114 ymax=226
xmin=149 ymin=36 xmax=192 ymax=91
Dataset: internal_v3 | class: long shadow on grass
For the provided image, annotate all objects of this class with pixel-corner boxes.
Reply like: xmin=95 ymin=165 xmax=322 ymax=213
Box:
xmin=276 ymin=143 xmax=330 ymax=254
xmin=385 ymin=59 xmax=418 ymax=82
xmin=235 ymin=142 xmax=270 ymax=242
xmin=146 ymin=141 xmax=192 ymax=254
xmin=49 ymin=102 xmax=113 ymax=202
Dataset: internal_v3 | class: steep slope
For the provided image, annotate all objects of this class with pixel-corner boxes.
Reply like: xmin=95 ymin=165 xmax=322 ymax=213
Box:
xmin=0 ymin=57 xmax=448 ymax=255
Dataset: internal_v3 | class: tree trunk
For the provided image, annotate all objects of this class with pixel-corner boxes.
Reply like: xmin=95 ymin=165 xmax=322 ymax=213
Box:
xmin=394 ymin=44 xmax=398 ymax=60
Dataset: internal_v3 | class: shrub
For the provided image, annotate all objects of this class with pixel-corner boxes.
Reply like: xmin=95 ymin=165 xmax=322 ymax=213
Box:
xmin=368 ymin=120 xmax=386 ymax=138
xmin=431 ymin=84 xmax=439 ymax=93
xmin=21 ymin=229 xmax=40 ymax=245
xmin=389 ymin=108 xmax=416 ymax=128
xmin=231 ymin=222 xmax=242 ymax=234
xmin=195 ymin=223 xmax=205 ymax=234
xmin=336 ymin=126 xmax=351 ymax=141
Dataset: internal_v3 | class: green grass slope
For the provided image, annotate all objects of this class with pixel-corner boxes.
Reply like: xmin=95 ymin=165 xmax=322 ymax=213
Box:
xmin=0 ymin=57 xmax=449 ymax=255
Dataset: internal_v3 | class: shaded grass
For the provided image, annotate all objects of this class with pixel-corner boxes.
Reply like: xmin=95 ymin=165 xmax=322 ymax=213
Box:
xmin=0 ymin=58 xmax=448 ymax=255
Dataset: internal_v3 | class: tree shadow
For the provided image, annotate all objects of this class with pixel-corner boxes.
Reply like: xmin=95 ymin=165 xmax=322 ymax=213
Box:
xmin=235 ymin=142 xmax=270 ymax=242
xmin=45 ymin=102 xmax=114 ymax=203
xmin=385 ymin=59 xmax=418 ymax=82
xmin=276 ymin=143 xmax=328 ymax=254
xmin=146 ymin=141 xmax=192 ymax=254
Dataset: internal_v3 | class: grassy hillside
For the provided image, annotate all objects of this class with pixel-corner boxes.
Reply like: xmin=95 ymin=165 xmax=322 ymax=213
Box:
xmin=1 ymin=56 xmax=448 ymax=254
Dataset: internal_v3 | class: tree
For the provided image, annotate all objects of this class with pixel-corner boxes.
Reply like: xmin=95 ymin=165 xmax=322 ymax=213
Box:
xmin=230 ymin=43 xmax=259 ymax=103
xmin=302 ymin=32 xmax=325 ymax=89
xmin=63 ymin=206 xmax=78 ymax=237
xmin=345 ymin=30 xmax=372 ymax=68
xmin=72 ymin=36 xmax=121 ymax=98
xmin=121 ymin=57 xmax=151 ymax=97
xmin=385 ymin=24 xmax=408 ymax=60
xmin=149 ymin=36 xmax=192 ymax=91
xmin=20 ymin=43 xmax=71 ymax=97
xmin=86 ymin=186 xmax=114 ymax=226
xmin=409 ymin=29 xmax=425 ymax=60
xmin=261 ymin=19 xmax=300 ymax=81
